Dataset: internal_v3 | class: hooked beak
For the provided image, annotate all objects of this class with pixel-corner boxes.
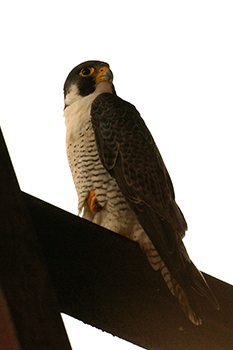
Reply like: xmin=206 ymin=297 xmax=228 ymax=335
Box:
xmin=95 ymin=66 xmax=113 ymax=82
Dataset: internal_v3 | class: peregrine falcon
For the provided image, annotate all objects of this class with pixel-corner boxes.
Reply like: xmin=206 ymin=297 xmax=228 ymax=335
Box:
xmin=63 ymin=60 xmax=219 ymax=325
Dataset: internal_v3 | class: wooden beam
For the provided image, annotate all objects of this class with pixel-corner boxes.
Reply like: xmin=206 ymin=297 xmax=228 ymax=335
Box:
xmin=23 ymin=191 xmax=233 ymax=350
xmin=2 ymin=126 xmax=233 ymax=349
xmin=0 ymin=129 xmax=72 ymax=350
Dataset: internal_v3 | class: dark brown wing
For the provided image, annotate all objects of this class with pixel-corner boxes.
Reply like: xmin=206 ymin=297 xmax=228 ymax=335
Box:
xmin=91 ymin=92 xmax=219 ymax=317
xmin=91 ymin=92 xmax=189 ymax=273
xmin=92 ymin=94 xmax=217 ymax=297
xmin=91 ymin=93 xmax=186 ymax=227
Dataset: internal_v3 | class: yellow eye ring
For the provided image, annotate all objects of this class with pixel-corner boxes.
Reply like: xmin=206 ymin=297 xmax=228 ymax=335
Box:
xmin=79 ymin=67 xmax=95 ymax=77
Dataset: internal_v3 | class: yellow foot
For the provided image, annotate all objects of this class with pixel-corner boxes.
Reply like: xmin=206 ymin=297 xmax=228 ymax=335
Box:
xmin=87 ymin=190 xmax=101 ymax=214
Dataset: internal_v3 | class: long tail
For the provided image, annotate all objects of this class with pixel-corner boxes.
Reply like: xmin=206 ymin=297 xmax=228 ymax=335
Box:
xmin=141 ymin=238 xmax=219 ymax=325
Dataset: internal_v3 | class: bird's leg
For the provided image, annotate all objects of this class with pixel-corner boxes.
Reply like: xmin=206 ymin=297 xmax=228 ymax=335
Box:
xmin=87 ymin=190 xmax=102 ymax=214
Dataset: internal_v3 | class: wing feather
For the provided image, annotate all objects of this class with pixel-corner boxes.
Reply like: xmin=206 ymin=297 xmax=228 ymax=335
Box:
xmin=91 ymin=92 xmax=187 ymax=274
xmin=91 ymin=93 xmax=186 ymax=231
xmin=91 ymin=92 xmax=219 ymax=314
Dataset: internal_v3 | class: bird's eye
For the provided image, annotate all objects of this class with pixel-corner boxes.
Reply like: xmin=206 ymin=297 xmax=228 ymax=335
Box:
xmin=79 ymin=67 xmax=94 ymax=77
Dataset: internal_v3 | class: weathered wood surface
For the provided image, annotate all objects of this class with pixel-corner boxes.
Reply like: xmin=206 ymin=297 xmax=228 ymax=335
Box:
xmin=0 ymin=129 xmax=72 ymax=350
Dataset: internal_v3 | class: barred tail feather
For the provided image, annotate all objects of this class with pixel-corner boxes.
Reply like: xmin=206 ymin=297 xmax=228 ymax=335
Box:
xmin=149 ymin=256 xmax=202 ymax=325
xmin=172 ymin=275 xmax=202 ymax=326
xmin=187 ymin=261 xmax=220 ymax=310
xmin=143 ymin=239 xmax=217 ymax=325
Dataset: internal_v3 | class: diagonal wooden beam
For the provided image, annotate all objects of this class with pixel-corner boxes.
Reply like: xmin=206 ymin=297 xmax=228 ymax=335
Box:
xmin=24 ymin=191 xmax=233 ymax=350
xmin=2 ymin=126 xmax=233 ymax=349
xmin=0 ymin=128 xmax=72 ymax=350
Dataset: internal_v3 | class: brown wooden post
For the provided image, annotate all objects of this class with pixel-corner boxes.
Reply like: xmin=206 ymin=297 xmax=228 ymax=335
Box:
xmin=0 ymin=129 xmax=72 ymax=350
xmin=0 ymin=286 xmax=21 ymax=350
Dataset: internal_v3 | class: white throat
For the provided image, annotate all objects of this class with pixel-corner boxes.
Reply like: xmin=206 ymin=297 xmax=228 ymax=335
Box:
xmin=64 ymin=82 xmax=112 ymax=144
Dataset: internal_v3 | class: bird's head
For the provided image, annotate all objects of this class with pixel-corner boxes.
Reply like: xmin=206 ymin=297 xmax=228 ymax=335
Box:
xmin=64 ymin=60 xmax=115 ymax=107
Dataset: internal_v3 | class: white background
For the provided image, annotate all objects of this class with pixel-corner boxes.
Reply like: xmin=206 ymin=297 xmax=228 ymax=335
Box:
xmin=1 ymin=1 xmax=233 ymax=349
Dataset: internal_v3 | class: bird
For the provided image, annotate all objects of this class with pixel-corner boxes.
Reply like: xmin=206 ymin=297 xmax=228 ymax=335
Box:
xmin=63 ymin=60 xmax=219 ymax=325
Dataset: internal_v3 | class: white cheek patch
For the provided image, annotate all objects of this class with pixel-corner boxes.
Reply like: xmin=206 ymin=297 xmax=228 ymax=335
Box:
xmin=64 ymin=80 xmax=114 ymax=143
xmin=64 ymin=84 xmax=80 ymax=107
xmin=64 ymin=81 xmax=112 ymax=107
